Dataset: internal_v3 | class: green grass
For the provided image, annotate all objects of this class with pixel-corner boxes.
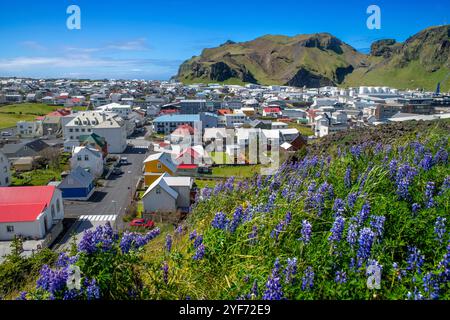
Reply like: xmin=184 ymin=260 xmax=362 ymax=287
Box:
xmin=194 ymin=179 xmax=220 ymax=189
xmin=0 ymin=103 xmax=86 ymax=129
xmin=210 ymin=152 xmax=232 ymax=164
xmin=11 ymin=169 xmax=62 ymax=186
xmin=211 ymin=165 xmax=263 ymax=178
xmin=288 ymin=122 xmax=314 ymax=136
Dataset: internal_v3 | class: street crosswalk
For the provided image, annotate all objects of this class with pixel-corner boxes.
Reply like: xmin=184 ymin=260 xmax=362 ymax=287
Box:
xmin=78 ymin=215 xmax=117 ymax=222
xmin=133 ymin=145 xmax=149 ymax=149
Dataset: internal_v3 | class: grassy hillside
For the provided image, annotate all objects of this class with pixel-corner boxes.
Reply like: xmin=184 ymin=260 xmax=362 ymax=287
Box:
xmin=8 ymin=120 xmax=450 ymax=300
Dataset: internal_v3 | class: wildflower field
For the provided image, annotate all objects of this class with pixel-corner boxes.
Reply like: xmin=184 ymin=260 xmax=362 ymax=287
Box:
xmin=8 ymin=120 xmax=450 ymax=300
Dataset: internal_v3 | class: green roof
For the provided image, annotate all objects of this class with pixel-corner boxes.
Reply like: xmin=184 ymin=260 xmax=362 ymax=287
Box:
xmin=79 ymin=133 xmax=107 ymax=148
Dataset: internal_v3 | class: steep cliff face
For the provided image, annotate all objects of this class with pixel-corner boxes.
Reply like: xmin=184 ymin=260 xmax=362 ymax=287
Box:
xmin=177 ymin=25 xmax=450 ymax=90
xmin=176 ymin=33 xmax=367 ymax=87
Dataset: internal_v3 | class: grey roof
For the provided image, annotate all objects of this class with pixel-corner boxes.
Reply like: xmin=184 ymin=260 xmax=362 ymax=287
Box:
xmin=58 ymin=166 xmax=94 ymax=189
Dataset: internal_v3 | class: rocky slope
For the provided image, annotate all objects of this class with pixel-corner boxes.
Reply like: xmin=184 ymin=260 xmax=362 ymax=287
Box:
xmin=177 ymin=25 xmax=450 ymax=90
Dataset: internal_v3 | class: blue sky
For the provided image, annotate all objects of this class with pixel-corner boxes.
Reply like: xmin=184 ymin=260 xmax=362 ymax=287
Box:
xmin=0 ymin=0 xmax=448 ymax=80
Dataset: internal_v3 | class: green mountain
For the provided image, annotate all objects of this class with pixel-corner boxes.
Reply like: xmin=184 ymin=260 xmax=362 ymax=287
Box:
xmin=177 ymin=25 xmax=450 ymax=91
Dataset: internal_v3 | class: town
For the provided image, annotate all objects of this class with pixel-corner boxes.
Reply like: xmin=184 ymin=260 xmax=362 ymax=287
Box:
xmin=0 ymin=77 xmax=449 ymax=261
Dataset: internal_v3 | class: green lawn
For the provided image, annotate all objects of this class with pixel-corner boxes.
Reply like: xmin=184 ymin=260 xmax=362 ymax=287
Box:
xmin=211 ymin=165 xmax=263 ymax=178
xmin=194 ymin=179 xmax=219 ymax=189
xmin=11 ymin=169 xmax=62 ymax=186
xmin=0 ymin=103 xmax=86 ymax=129
xmin=210 ymin=151 xmax=232 ymax=164
xmin=288 ymin=122 xmax=314 ymax=136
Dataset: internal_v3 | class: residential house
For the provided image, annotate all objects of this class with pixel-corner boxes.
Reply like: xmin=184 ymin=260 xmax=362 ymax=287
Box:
xmin=17 ymin=121 xmax=43 ymax=138
xmin=79 ymin=133 xmax=108 ymax=157
xmin=153 ymin=114 xmax=202 ymax=135
xmin=142 ymin=174 xmax=193 ymax=213
xmin=58 ymin=166 xmax=95 ymax=201
xmin=0 ymin=151 xmax=11 ymax=186
xmin=70 ymin=146 xmax=104 ymax=178
xmin=42 ymin=116 xmax=62 ymax=136
xmin=263 ymin=107 xmax=282 ymax=118
xmin=63 ymin=111 xmax=127 ymax=153
xmin=12 ymin=157 xmax=34 ymax=172
xmin=0 ymin=186 xmax=64 ymax=241
xmin=1 ymin=139 xmax=50 ymax=159
xmin=143 ymin=152 xmax=177 ymax=186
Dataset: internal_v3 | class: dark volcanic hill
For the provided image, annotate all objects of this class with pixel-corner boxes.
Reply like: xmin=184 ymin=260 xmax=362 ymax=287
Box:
xmin=176 ymin=25 xmax=450 ymax=90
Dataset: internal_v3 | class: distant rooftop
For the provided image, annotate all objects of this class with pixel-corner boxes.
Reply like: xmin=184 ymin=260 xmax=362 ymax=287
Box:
xmin=153 ymin=114 xmax=200 ymax=122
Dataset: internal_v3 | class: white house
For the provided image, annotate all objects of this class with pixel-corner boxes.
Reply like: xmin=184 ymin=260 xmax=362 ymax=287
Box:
xmin=63 ymin=111 xmax=127 ymax=153
xmin=70 ymin=146 xmax=104 ymax=178
xmin=17 ymin=121 xmax=43 ymax=138
xmin=0 ymin=186 xmax=64 ymax=241
xmin=0 ymin=151 xmax=11 ymax=186
xmin=142 ymin=174 xmax=193 ymax=213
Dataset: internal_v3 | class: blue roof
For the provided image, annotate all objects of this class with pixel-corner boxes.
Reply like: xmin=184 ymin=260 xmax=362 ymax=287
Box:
xmin=153 ymin=114 xmax=200 ymax=123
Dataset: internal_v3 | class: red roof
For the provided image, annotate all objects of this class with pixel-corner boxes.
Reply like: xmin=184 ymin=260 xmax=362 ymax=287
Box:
xmin=0 ymin=186 xmax=56 ymax=223
xmin=172 ymin=124 xmax=196 ymax=136
xmin=176 ymin=147 xmax=201 ymax=160
xmin=177 ymin=164 xmax=198 ymax=169
xmin=263 ymin=107 xmax=281 ymax=113
xmin=159 ymin=109 xmax=179 ymax=115
xmin=218 ymin=109 xmax=232 ymax=116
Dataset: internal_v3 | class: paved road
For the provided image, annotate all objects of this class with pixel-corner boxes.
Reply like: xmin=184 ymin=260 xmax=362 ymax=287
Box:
xmin=63 ymin=145 xmax=148 ymax=219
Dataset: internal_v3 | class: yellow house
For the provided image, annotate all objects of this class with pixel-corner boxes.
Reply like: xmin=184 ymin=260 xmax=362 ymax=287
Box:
xmin=143 ymin=152 xmax=177 ymax=186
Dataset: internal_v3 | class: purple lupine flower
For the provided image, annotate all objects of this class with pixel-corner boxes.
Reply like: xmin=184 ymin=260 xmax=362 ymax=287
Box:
xmin=211 ymin=212 xmax=229 ymax=230
xmin=438 ymin=176 xmax=450 ymax=196
xmin=370 ymin=215 xmax=386 ymax=238
xmin=350 ymin=145 xmax=362 ymax=157
xmin=434 ymin=147 xmax=448 ymax=165
xmin=193 ymin=235 xmax=203 ymax=249
xmin=434 ymin=217 xmax=447 ymax=243
xmin=299 ymin=220 xmax=312 ymax=244
xmin=344 ymin=166 xmax=352 ymax=188
xmin=193 ymin=244 xmax=205 ymax=260
xmin=264 ymin=192 xmax=277 ymax=212
xmin=85 ymin=279 xmax=100 ymax=300
xmin=17 ymin=291 xmax=28 ymax=300
xmin=284 ymin=258 xmax=298 ymax=284
xmin=36 ymin=265 xmax=68 ymax=294
xmin=395 ymin=163 xmax=417 ymax=201
xmin=175 ymin=225 xmax=183 ymax=235
xmin=425 ymin=181 xmax=436 ymax=208
xmin=419 ymin=152 xmax=433 ymax=171
xmin=412 ymin=203 xmax=421 ymax=214
xmin=437 ymin=241 xmax=450 ymax=280
xmin=422 ymin=272 xmax=440 ymax=299
xmin=262 ymin=259 xmax=284 ymax=300
xmin=333 ymin=198 xmax=345 ymax=217
xmin=119 ymin=228 xmax=161 ymax=253
xmin=189 ymin=230 xmax=197 ymax=241
xmin=328 ymin=216 xmax=345 ymax=243
xmin=162 ymin=261 xmax=169 ymax=285
xmin=389 ymin=159 xmax=398 ymax=179
xmin=250 ymin=280 xmax=258 ymax=299
xmin=284 ymin=212 xmax=292 ymax=225
xmin=55 ymin=252 xmax=71 ymax=268
xmin=406 ymin=246 xmax=425 ymax=274
xmin=357 ymin=228 xmax=375 ymax=267
xmin=346 ymin=222 xmax=358 ymax=247
xmin=248 ymin=225 xmax=258 ymax=244
xmin=165 ymin=234 xmax=173 ymax=252
xmin=229 ymin=206 xmax=244 ymax=233
xmin=301 ymin=267 xmax=314 ymax=291
xmin=347 ymin=192 xmax=358 ymax=210
xmin=407 ymin=288 xmax=424 ymax=300
xmin=358 ymin=201 xmax=371 ymax=225
xmin=270 ymin=220 xmax=285 ymax=242
xmin=335 ymin=270 xmax=347 ymax=284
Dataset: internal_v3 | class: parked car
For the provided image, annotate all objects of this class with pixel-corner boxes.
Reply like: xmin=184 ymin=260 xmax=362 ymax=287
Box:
xmin=119 ymin=157 xmax=129 ymax=165
xmin=1 ymin=131 xmax=12 ymax=137
xmin=129 ymin=218 xmax=155 ymax=229
xmin=112 ymin=167 xmax=123 ymax=175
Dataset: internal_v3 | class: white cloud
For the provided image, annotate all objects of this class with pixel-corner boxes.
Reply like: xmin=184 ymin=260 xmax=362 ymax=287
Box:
xmin=20 ymin=41 xmax=46 ymax=51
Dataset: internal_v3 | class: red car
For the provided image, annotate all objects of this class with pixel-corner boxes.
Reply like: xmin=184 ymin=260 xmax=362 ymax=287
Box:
xmin=129 ymin=218 xmax=155 ymax=229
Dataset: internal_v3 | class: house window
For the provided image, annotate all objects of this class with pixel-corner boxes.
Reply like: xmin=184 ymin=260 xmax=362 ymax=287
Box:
xmin=87 ymin=129 xmax=91 ymax=132
xmin=70 ymin=136 xmax=74 ymax=140
xmin=157 ymin=163 xmax=162 ymax=169
xmin=3 ymin=166 xmax=6 ymax=173
xmin=75 ymin=129 xmax=79 ymax=132
xmin=156 ymin=187 xmax=161 ymax=194
xmin=5 ymin=177 xmax=9 ymax=184
xmin=81 ymin=129 xmax=85 ymax=132
xmin=51 ymin=204 xmax=55 ymax=219
xmin=56 ymin=199 xmax=61 ymax=212
xmin=77 ymin=156 xmax=82 ymax=161
xmin=6 ymin=226 xmax=14 ymax=233
xmin=69 ymin=129 xmax=73 ymax=132
xmin=84 ymin=155 xmax=89 ymax=161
